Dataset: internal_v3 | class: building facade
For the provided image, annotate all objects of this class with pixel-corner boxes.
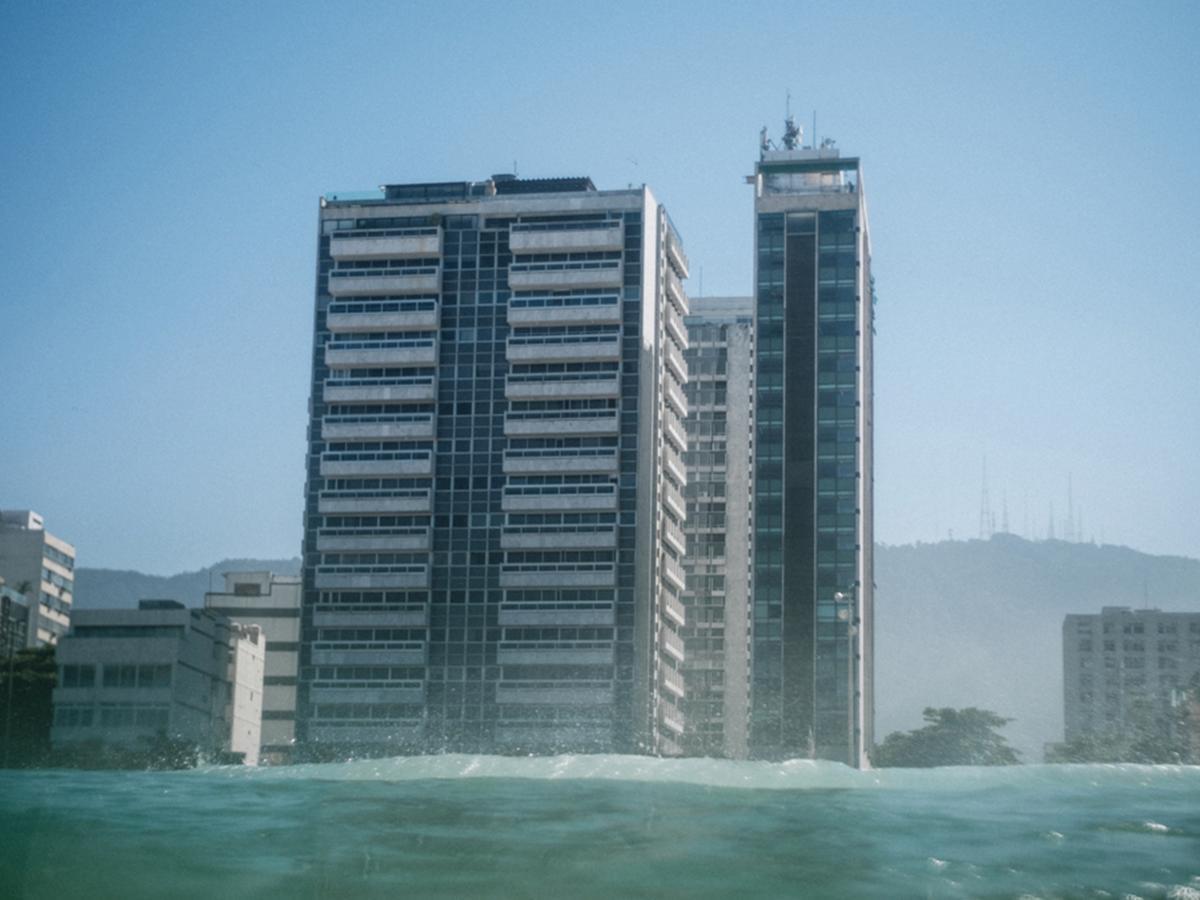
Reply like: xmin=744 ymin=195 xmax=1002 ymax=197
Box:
xmin=0 ymin=579 xmax=31 ymax=657
xmin=51 ymin=600 xmax=265 ymax=764
xmin=0 ymin=509 xmax=75 ymax=648
xmin=299 ymin=175 xmax=689 ymax=756
xmin=205 ymin=571 xmax=302 ymax=763
xmin=681 ymin=296 xmax=754 ymax=758
xmin=1063 ymin=607 xmax=1200 ymax=747
xmin=748 ymin=123 xmax=875 ymax=766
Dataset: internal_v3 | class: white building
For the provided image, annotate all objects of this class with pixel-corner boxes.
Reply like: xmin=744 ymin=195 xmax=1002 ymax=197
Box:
xmin=0 ymin=509 xmax=76 ymax=647
xmin=206 ymin=571 xmax=301 ymax=763
xmin=51 ymin=600 xmax=265 ymax=765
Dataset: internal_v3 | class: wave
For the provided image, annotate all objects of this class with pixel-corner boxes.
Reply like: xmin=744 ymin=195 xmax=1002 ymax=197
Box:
xmin=194 ymin=753 xmax=1200 ymax=791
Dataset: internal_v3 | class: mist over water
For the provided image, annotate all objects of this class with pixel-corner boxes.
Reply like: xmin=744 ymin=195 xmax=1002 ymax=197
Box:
xmin=3 ymin=756 xmax=1199 ymax=898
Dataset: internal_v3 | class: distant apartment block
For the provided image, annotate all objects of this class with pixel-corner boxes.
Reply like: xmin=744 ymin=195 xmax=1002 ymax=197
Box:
xmin=748 ymin=121 xmax=875 ymax=766
xmin=0 ymin=509 xmax=75 ymax=647
xmin=299 ymin=175 xmax=690 ymax=756
xmin=0 ymin=578 xmax=31 ymax=656
xmin=681 ymin=296 xmax=754 ymax=758
xmin=1063 ymin=607 xmax=1200 ymax=745
xmin=206 ymin=571 xmax=301 ymax=763
xmin=52 ymin=600 xmax=265 ymax=765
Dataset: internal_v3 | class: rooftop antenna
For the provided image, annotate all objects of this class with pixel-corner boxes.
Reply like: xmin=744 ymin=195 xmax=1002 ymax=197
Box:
xmin=1066 ymin=474 xmax=1075 ymax=543
xmin=1001 ymin=488 xmax=1009 ymax=535
xmin=978 ymin=456 xmax=992 ymax=540
xmin=813 ymin=110 xmax=817 ymax=150
xmin=782 ymin=91 xmax=802 ymax=150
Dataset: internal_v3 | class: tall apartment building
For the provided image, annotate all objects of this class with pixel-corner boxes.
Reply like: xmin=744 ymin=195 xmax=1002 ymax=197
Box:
xmin=52 ymin=600 xmax=265 ymax=764
xmin=748 ymin=121 xmax=875 ymax=766
xmin=205 ymin=571 xmax=302 ymax=764
xmin=0 ymin=509 xmax=75 ymax=647
xmin=299 ymin=175 xmax=689 ymax=756
xmin=681 ymin=296 xmax=754 ymax=758
xmin=1063 ymin=607 xmax=1200 ymax=745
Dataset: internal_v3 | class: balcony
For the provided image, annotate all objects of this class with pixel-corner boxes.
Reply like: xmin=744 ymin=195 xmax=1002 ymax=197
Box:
xmin=663 ymin=480 xmax=686 ymax=522
xmin=661 ymin=628 xmax=685 ymax=663
xmin=324 ymin=343 xmax=437 ymax=368
xmin=664 ymin=303 xmax=689 ymax=351
xmin=329 ymin=232 xmax=440 ymax=260
xmin=664 ymin=267 xmax=688 ymax=313
xmin=497 ymin=646 xmax=614 ymax=666
xmin=315 ymin=531 xmax=431 ymax=552
xmin=308 ymin=685 xmax=425 ymax=705
xmin=502 ymin=452 xmax=618 ymax=477
xmin=327 ymin=269 xmax=440 ymax=297
xmin=498 ymin=606 xmax=615 ymax=626
xmin=664 ymin=414 xmax=687 ymax=454
xmin=501 ymin=492 xmax=617 ymax=513
xmin=663 ymin=592 xmax=686 ymax=628
xmin=666 ymin=230 xmax=689 ymax=279
xmin=499 ymin=568 xmax=615 ymax=589
xmin=660 ymin=705 xmax=685 ymax=736
xmin=507 ymin=303 xmax=621 ymax=328
xmin=306 ymin=723 xmax=424 ymax=744
xmin=664 ymin=341 xmax=687 ymax=382
xmin=503 ymin=414 xmax=618 ymax=438
xmin=663 ymin=444 xmax=686 ymax=488
xmin=662 ymin=555 xmax=686 ymax=593
xmin=326 ymin=309 xmax=439 ymax=333
xmin=309 ymin=647 xmax=426 ymax=666
xmin=321 ymin=416 xmax=435 ymax=442
xmin=505 ymin=339 xmax=621 ymax=364
xmin=312 ymin=607 xmax=428 ymax=628
xmin=324 ymin=381 xmax=436 ymax=404
xmin=313 ymin=569 xmax=430 ymax=590
xmin=495 ymin=685 xmax=614 ymax=705
xmin=661 ymin=665 xmax=685 ymax=699
xmin=317 ymin=493 xmax=432 ymax=515
xmin=662 ymin=517 xmax=686 ymax=557
xmin=505 ymin=377 xmax=618 ymax=401
xmin=501 ymin=529 xmax=616 ymax=551
xmin=319 ymin=456 xmax=433 ymax=478
xmin=509 ymin=223 xmax=622 ymax=255
xmin=508 ymin=263 xmax=622 ymax=292
xmin=664 ymin=379 xmax=688 ymax=419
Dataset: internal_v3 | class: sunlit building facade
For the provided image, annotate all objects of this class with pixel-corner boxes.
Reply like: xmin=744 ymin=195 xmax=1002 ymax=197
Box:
xmin=681 ymin=296 xmax=754 ymax=758
xmin=299 ymin=175 xmax=689 ymax=756
xmin=0 ymin=509 xmax=75 ymax=647
xmin=748 ymin=125 xmax=875 ymax=766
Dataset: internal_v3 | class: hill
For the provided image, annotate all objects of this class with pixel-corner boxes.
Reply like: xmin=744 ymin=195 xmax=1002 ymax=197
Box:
xmin=875 ymin=534 xmax=1200 ymax=760
xmin=72 ymin=558 xmax=301 ymax=610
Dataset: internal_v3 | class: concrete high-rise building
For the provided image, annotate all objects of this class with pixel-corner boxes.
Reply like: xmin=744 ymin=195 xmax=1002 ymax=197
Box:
xmin=205 ymin=571 xmax=302 ymax=764
xmin=681 ymin=296 xmax=754 ymax=758
xmin=299 ymin=175 xmax=689 ymax=756
xmin=748 ymin=121 xmax=875 ymax=766
xmin=1063 ymin=607 xmax=1200 ymax=747
xmin=52 ymin=600 xmax=265 ymax=764
xmin=0 ymin=510 xmax=75 ymax=647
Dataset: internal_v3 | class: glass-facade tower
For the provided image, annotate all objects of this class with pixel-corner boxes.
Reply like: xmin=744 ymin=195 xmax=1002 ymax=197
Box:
xmin=298 ymin=176 xmax=689 ymax=757
xmin=749 ymin=134 xmax=875 ymax=766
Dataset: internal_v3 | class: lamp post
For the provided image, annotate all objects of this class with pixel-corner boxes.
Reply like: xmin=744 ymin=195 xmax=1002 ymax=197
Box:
xmin=833 ymin=585 xmax=860 ymax=767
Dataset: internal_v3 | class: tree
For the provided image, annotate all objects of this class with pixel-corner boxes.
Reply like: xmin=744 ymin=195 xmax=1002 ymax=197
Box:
xmin=872 ymin=707 xmax=1021 ymax=767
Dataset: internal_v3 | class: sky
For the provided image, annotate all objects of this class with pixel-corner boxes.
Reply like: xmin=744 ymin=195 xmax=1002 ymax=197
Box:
xmin=1 ymin=0 xmax=1197 ymax=574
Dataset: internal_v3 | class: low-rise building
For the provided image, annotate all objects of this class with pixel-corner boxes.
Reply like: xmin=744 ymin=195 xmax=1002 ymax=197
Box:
xmin=1063 ymin=607 xmax=1200 ymax=750
xmin=51 ymin=600 xmax=265 ymax=765
xmin=0 ymin=509 xmax=76 ymax=647
xmin=205 ymin=571 xmax=301 ymax=763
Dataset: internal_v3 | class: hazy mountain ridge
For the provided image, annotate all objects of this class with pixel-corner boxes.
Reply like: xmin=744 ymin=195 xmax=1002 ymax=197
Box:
xmin=875 ymin=534 xmax=1200 ymax=759
xmin=71 ymin=537 xmax=1199 ymax=759
xmin=73 ymin=557 xmax=301 ymax=610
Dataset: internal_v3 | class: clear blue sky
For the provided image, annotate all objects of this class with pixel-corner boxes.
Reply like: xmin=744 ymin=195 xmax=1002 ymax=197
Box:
xmin=1 ymin=1 xmax=1197 ymax=573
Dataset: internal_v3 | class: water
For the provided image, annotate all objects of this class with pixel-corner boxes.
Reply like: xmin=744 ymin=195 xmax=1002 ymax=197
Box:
xmin=2 ymin=757 xmax=1199 ymax=898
